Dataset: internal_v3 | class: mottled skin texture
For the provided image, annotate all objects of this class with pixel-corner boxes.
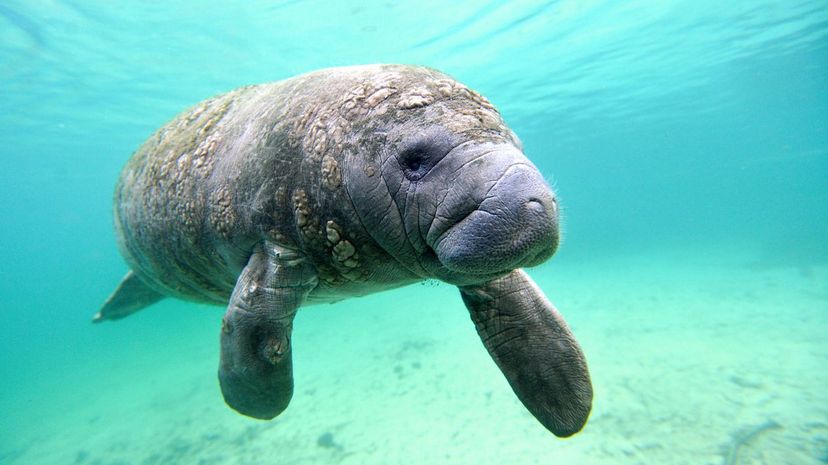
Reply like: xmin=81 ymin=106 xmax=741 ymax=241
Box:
xmin=100 ymin=64 xmax=593 ymax=437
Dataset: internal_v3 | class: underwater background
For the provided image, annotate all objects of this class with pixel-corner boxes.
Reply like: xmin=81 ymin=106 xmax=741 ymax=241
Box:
xmin=1 ymin=1 xmax=826 ymax=464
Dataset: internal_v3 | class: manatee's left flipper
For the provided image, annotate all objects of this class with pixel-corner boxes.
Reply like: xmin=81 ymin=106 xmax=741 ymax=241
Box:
xmin=459 ymin=269 xmax=592 ymax=437
xmin=218 ymin=243 xmax=318 ymax=420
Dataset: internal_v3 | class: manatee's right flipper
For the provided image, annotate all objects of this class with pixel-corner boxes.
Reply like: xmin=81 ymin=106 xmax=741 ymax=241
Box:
xmin=93 ymin=270 xmax=165 ymax=323
xmin=218 ymin=243 xmax=318 ymax=420
xmin=459 ymin=269 xmax=593 ymax=437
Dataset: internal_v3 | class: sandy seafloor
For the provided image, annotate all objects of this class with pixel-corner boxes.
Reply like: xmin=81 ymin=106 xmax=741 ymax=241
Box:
xmin=0 ymin=245 xmax=825 ymax=465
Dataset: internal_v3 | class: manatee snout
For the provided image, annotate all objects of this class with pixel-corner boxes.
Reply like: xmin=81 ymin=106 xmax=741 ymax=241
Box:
xmin=431 ymin=144 xmax=559 ymax=275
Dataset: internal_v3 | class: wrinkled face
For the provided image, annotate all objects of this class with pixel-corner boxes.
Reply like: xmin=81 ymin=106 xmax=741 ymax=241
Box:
xmin=345 ymin=80 xmax=559 ymax=285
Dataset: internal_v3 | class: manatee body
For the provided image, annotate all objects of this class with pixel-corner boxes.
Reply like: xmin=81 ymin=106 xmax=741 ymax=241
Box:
xmin=97 ymin=64 xmax=592 ymax=437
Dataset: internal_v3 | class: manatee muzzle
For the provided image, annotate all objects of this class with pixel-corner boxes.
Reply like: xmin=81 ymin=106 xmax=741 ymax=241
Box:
xmin=433 ymin=162 xmax=559 ymax=274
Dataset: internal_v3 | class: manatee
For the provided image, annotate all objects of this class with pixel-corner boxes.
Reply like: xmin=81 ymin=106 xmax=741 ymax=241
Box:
xmin=96 ymin=64 xmax=593 ymax=437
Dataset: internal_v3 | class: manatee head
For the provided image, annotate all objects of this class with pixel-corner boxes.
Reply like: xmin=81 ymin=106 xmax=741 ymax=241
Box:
xmin=343 ymin=66 xmax=558 ymax=285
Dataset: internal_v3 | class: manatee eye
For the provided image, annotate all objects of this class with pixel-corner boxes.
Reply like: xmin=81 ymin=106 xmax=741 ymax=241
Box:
xmin=400 ymin=146 xmax=429 ymax=180
xmin=402 ymin=149 xmax=424 ymax=171
xmin=395 ymin=128 xmax=457 ymax=181
xmin=407 ymin=157 xmax=421 ymax=171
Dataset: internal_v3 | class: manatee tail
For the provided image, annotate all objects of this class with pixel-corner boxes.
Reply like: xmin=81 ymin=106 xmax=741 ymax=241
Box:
xmin=93 ymin=270 xmax=164 ymax=322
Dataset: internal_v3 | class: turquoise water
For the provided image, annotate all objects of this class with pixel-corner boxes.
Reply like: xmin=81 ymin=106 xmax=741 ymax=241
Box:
xmin=1 ymin=1 xmax=827 ymax=464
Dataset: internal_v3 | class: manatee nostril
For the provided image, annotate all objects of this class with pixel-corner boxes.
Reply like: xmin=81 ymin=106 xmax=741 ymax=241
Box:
xmin=525 ymin=198 xmax=546 ymax=214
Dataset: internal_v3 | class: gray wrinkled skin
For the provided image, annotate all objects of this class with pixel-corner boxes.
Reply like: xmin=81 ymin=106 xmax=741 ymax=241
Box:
xmin=98 ymin=64 xmax=593 ymax=437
